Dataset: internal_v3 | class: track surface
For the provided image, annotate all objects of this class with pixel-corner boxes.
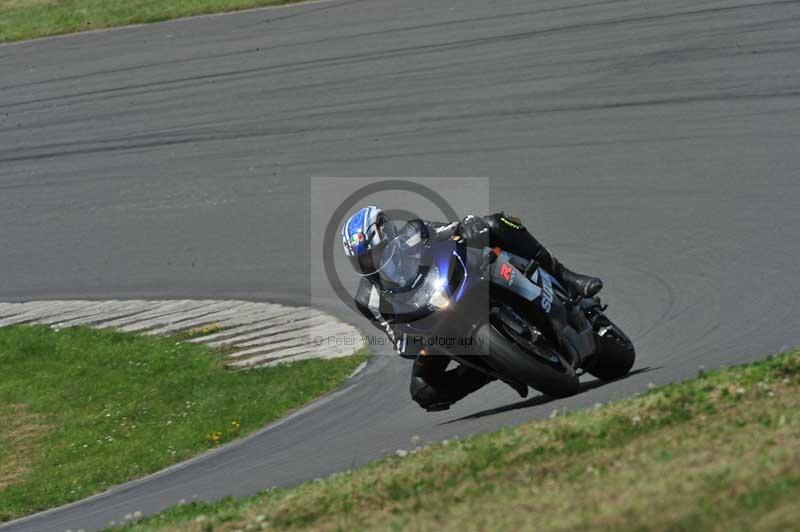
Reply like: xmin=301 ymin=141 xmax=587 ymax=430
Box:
xmin=1 ymin=0 xmax=799 ymax=529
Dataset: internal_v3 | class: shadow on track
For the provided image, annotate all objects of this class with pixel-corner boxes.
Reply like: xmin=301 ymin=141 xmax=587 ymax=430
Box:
xmin=440 ymin=366 xmax=660 ymax=425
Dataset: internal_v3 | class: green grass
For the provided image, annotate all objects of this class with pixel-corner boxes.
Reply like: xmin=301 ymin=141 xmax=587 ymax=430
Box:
xmin=0 ymin=325 xmax=367 ymax=522
xmin=124 ymin=348 xmax=800 ymax=532
xmin=0 ymin=0 xmax=308 ymax=43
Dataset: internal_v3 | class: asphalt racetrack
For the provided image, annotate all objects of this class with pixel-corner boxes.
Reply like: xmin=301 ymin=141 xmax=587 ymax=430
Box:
xmin=1 ymin=0 xmax=799 ymax=529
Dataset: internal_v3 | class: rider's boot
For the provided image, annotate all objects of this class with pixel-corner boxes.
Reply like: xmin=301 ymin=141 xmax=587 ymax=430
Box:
xmin=550 ymin=257 xmax=603 ymax=298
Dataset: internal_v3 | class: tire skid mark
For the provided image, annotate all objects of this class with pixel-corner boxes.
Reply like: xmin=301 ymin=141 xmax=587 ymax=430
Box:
xmin=3 ymin=88 xmax=798 ymax=167
xmin=0 ymin=0 xmax=629 ymax=93
xmin=3 ymin=0 xmax=796 ymax=112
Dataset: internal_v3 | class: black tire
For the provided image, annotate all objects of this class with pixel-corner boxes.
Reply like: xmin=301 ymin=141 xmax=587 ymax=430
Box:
xmin=474 ymin=323 xmax=580 ymax=398
xmin=586 ymin=319 xmax=636 ymax=381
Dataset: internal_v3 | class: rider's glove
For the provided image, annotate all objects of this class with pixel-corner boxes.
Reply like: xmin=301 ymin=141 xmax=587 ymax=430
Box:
xmin=456 ymin=215 xmax=490 ymax=246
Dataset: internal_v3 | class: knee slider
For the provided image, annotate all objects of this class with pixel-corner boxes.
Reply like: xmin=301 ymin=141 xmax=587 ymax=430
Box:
xmin=409 ymin=376 xmax=438 ymax=408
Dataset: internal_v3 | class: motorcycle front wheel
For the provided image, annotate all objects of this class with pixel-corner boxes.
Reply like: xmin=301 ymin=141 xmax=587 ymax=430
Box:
xmin=474 ymin=323 xmax=580 ymax=398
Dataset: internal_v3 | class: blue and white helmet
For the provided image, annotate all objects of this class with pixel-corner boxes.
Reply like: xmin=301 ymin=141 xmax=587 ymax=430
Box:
xmin=342 ymin=206 xmax=390 ymax=276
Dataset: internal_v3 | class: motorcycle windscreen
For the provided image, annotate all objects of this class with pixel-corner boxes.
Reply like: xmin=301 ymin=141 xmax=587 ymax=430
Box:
xmin=376 ymin=223 xmax=424 ymax=290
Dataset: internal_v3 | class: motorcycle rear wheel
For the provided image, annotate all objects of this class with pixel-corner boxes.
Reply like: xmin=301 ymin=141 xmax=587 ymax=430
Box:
xmin=474 ymin=323 xmax=580 ymax=398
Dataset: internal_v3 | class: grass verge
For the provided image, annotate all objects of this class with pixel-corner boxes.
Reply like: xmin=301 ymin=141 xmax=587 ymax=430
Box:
xmin=124 ymin=348 xmax=800 ymax=532
xmin=0 ymin=324 xmax=367 ymax=522
xmin=0 ymin=0 xmax=307 ymax=43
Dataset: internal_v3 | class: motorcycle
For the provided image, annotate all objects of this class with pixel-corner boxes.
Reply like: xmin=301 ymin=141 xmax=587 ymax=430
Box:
xmin=383 ymin=220 xmax=635 ymax=398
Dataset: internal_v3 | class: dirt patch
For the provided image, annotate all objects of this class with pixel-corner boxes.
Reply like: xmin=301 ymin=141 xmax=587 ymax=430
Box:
xmin=0 ymin=404 xmax=50 ymax=490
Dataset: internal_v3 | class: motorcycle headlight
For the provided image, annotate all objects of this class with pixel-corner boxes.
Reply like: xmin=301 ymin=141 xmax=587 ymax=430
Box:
xmin=428 ymin=268 xmax=450 ymax=310
xmin=407 ymin=264 xmax=450 ymax=311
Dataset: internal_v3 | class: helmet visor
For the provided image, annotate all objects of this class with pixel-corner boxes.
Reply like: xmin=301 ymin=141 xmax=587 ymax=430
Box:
xmin=347 ymin=240 xmax=385 ymax=277
xmin=348 ymin=221 xmax=424 ymax=291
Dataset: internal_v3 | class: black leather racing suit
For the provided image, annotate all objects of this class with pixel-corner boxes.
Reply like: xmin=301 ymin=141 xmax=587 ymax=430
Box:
xmin=353 ymin=212 xmax=602 ymax=411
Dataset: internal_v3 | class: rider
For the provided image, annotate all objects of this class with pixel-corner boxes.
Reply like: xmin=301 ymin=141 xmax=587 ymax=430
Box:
xmin=342 ymin=206 xmax=603 ymax=411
